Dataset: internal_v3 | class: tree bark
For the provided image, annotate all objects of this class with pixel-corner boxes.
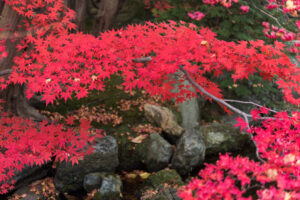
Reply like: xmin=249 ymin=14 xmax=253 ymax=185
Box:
xmin=0 ymin=4 xmax=46 ymax=120
xmin=64 ymin=0 xmax=88 ymax=32
xmin=92 ymin=0 xmax=124 ymax=36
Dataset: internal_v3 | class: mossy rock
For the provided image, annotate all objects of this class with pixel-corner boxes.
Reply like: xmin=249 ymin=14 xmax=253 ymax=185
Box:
xmin=139 ymin=169 xmax=183 ymax=200
xmin=145 ymin=169 xmax=183 ymax=188
xmin=201 ymin=122 xmax=251 ymax=155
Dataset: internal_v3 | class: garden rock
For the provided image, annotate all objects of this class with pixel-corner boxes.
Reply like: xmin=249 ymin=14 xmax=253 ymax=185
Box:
xmin=54 ymin=136 xmax=118 ymax=193
xmin=139 ymin=169 xmax=183 ymax=200
xmin=150 ymin=187 xmax=182 ymax=200
xmin=93 ymin=173 xmax=123 ymax=200
xmin=137 ymin=132 xmax=173 ymax=172
xmin=6 ymin=163 xmax=51 ymax=192
xmin=10 ymin=185 xmax=43 ymax=200
xmin=172 ymin=77 xmax=201 ymax=130
xmin=83 ymin=172 xmax=102 ymax=193
xmin=201 ymin=122 xmax=250 ymax=155
xmin=145 ymin=169 xmax=183 ymax=188
xmin=144 ymin=104 xmax=184 ymax=143
xmin=8 ymin=178 xmax=58 ymax=200
xmin=171 ymin=129 xmax=206 ymax=175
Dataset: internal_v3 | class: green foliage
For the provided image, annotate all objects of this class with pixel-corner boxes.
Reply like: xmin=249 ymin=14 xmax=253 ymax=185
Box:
xmin=150 ymin=0 xmax=269 ymax=41
xmin=219 ymin=73 xmax=283 ymax=109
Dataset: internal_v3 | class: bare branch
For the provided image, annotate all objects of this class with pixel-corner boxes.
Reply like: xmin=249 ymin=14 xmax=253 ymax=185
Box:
xmin=0 ymin=69 xmax=12 ymax=76
xmin=132 ymin=56 xmax=152 ymax=63
xmin=251 ymin=0 xmax=294 ymax=32
xmin=179 ymin=65 xmax=266 ymax=162
xmin=224 ymin=99 xmax=278 ymax=113
xmin=179 ymin=65 xmax=252 ymax=121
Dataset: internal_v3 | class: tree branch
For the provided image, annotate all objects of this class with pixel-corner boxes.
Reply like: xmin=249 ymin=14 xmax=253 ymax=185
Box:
xmin=224 ymin=99 xmax=278 ymax=113
xmin=179 ymin=65 xmax=252 ymax=122
xmin=179 ymin=65 xmax=266 ymax=162
xmin=251 ymin=0 xmax=294 ymax=32
xmin=0 ymin=69 xmax=12 ymax=76
xmin=132 ymin=56 xmax=152 ymax=63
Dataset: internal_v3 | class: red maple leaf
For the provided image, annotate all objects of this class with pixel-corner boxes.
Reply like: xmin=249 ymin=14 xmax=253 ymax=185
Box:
xmin=234 ymin=117 xmax=248 ymax=132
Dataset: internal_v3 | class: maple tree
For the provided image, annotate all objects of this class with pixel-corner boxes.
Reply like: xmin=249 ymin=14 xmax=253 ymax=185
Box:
xmin=1 ymin=0 xmax=300 ymax=198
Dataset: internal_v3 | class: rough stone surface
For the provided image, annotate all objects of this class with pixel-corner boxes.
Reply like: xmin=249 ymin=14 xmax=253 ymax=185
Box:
xmin=151 ymin=187 xmax=182 ymax=200
xmin=54 ymin=136 xmax=119 ymax=193
xmin=137 ymin=132 xmax=173 ymax=172
xmin=93 ymin=173 xmax=123 ymax=200
xmin=177 ymin=96 xmax=200 ymax=130
xmin=145 ymin=169 xmax=183 ymax=188
xmin=144 ymin=104 xmax=184 ymax=143
xmin=83 ymin=172 xmax=102 ymax=193
xmin=10 ymin=185 xmax=42 ymax=200
xmin=171 ymin=129 xmax=206 ymax=175
xmin=173 ymin=77 xmax=202 ymax=130
xmin=201 ymin=122 xmax=250 ymax=155
xmin=8 ymin=178 xmax=59 ymax=200
xmin=5 ymin=163 xmax=51 ymax=193
xmin=139 ymin=169 xmax=183 ymax=200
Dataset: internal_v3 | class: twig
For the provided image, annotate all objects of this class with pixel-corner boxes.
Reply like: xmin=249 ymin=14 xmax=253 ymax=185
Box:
xmin=0 ymin=69 xmax=12 ymax=76
xmin=224 ymin=99 xmax=278 ymax=113
xmin=132 ymin=56 xmax=152 ymax=63
xmin=251 ymin=0 xmax=289 ymax=31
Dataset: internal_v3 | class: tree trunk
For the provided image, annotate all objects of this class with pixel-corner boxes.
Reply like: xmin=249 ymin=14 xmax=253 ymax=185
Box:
xmin=0 ymin=4 xmax=46 ymax=120
xmin=64 ymin=0 xmax=88 ymax=32
xmin=92 ymin=0 xmax=124 ymax=36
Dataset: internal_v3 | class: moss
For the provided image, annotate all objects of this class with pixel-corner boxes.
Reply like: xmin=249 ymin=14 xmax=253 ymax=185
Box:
xmin=145 ymin=169 xmax=183 ymax=188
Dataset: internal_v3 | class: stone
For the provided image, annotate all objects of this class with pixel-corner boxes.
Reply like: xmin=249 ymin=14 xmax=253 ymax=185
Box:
xmin=137 ymin=132 xmax=173 ymax=172
xmin=151 ymin=187 xmax=182 ymax=200
xmin=139 ymin=169 xmax=183 ymax=200
xmin=3 ymin=163 xmax=51 ymax=193
xmin=171 ymin=129 xmax=206 ymax=175
xmin=93 ymin=173 xmax=123 ymax=200
xmin=177 ymin=96 xmax=200 ymax=130
xmin=144 ymin=104 xmax=184 ymax=143
xmin=201 ymin=122 xmax=250 ymax=155
xmin=10 ymin=186 xmax=43 ymax=200
xmin=8 ymin=178 xmax=58 ymax=200
xmin=172 ymin=76 xmax=202 ymax=130
xmin=145 ymin=169 xmax=183 ymax=188
xmin=83 ymin=172 xmax=102 ymax=193
xmin=54 ymin=136 xmax=119 ymax=193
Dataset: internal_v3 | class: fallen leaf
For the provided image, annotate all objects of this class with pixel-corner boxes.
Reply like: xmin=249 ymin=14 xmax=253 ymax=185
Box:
xmin=130 ymin=134 xmax=148 ymax=143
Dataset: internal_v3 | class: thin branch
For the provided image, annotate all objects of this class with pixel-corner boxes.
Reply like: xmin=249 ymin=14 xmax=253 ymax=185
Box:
xmin=132 ymin=56 xmax=152 ymax=63
xmin=251 ymin=0 xmax=291 ymax=31
xmin=0 ymin=69 xmax=12 ymax=76
xmin=224 ymin=99 xmax=278 ymax=113
xmin=179 ymin=65 xmax=265 ymax=162
xmin=179 ymin=66 xmax=252 ymax=121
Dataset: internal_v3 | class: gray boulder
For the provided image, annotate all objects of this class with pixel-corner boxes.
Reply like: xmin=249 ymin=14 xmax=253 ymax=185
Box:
xmin=171 ymin=129 xmax=206 ymax=175
xmin=83 ymin=172 xmax=102 ymax=193
xmin=137 ymin=132 xmax=173 ymax=172
xmin=173 ymin=77 xmax=202 ymax=130
xmin=201 ymin=122 xmax=250 ymax=155
xmin=3 ymin=163 xmax=51 ymax=193
xmin=54 ymin=136 xmax=119 ymax=193
xmin=93 ymin=173 xmax=123 ymax=200
xmin=144 ymin=104 xmax=184 ymax=143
